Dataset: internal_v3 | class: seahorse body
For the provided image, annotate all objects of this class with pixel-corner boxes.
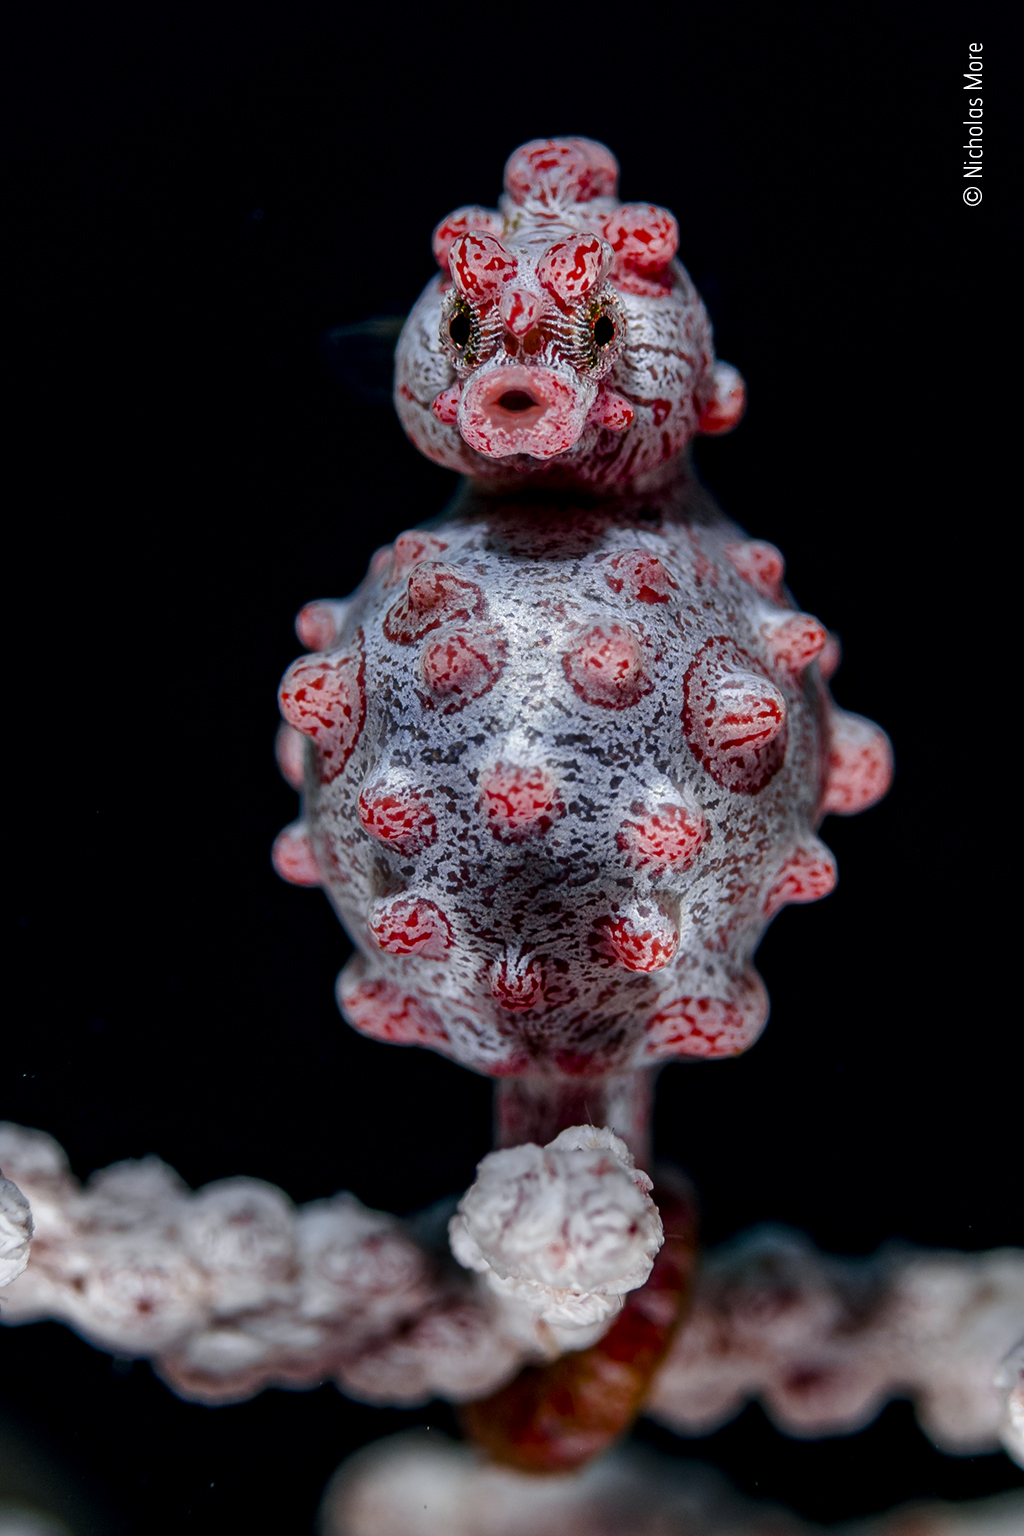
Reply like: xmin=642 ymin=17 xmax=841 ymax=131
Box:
xmin=276 ymin=139 xmax=892 ymax=1087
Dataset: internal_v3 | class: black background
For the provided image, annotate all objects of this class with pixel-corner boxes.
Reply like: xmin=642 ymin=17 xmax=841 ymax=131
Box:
xmin=4 ymin=11 xmax=1016 ymax=1534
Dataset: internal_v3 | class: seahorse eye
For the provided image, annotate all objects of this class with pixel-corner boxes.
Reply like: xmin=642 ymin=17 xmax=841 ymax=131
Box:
xmin=449 ymin=311 xmax=472 ymax=348
xmin=593 ymin=314 xmax=615 ymax=348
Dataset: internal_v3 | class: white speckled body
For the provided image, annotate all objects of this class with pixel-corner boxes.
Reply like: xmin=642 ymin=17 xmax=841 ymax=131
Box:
xmin=287 ymin=479 xmax=840 ymax=1079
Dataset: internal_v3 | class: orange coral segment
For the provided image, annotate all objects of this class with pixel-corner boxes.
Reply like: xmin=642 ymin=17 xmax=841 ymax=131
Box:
xmin=461 ymin=1179 xmax=697 ymax=1473
xmin=822 ymin=710 xmax=893 ymax=816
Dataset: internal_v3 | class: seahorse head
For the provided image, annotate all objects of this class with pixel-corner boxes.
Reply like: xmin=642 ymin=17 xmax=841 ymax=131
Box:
xmin=394 ymin=138 xmax=745 ymax=492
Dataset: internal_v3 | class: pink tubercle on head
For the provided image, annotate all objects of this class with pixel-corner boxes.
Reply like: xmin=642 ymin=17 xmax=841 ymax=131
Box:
xmin=449 ymin=233 xmax=518 ymax=304
xmin=602 ymin=203 xmax=679 ymax=293
xmin=274 ymin=721 xmax=306 ymax=791
xmin=642 ymin=971 xmax=768 ymax=1061
xmin=587 ymin=388 xmax=634 ymax=433
xmin=432 ymin=385 xmax=461 ymax=425
xmin=478 ymin=763 xmax=564 ymax=843
xmin=503 ymin=138 xmax=619 ymax=210
xmin=763 ymin=614 xmax=827 ymax=675
xmin=432 ymin=206 xmax=504 ymax=274
xmin=499 ymin=286 xmax=543 ymax=338
xmin=536 ymin=237 xmax=612 ymax=309
xmin=698 ymin=362 xmax=747 ymax=436
xmin=339 ymin=968 xmax=450 ymax=1049
xmin=277 ymin=634 xmax=366 ymax=785
xmin=457 ymin=363 xmax=588 ymax=460
xmin=383 ymin=565 xmax=485 ymax=644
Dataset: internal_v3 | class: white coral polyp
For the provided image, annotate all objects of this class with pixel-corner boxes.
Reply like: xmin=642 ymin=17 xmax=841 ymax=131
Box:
xmin=181 ymin=1177 xmax=298 ymax=1315
xmin=0 ymin=1171 xmax=33 ymax=1288
xmin=448 ymin=1125 xmax=662 ymax=1331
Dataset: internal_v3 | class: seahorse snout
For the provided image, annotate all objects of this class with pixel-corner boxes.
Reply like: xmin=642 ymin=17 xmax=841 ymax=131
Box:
xmin=458 ymin=363 xmax=594 ymax=460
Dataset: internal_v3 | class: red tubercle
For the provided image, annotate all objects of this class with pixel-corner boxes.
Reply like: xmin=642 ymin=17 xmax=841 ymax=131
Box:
xmin=763 ymin=845 xmax=837 ymax=918
xmin=277 ymin=633 xmax=366 ymax=785
xmin=478 ymin=763 xmax=564 ymax=843
xmin=503 ymin=137 xmax=619 ymax=210
xmin=432 ymin=206 xmax=503 ymax=274
xmin=642 ymin=973 xmax=768 ymax=1060
xmin=499 ymin=286 xmax=543 ymax=338
xmin=723 ymin=540 xmax=786 ymax=603
xmin=683 ymin=637 xmax=787 ymax=794
xmin=591 ymin=909 xmax=678 ymax=973
xmin=588 ymin=388 xmax=635 ymax=432
xmin=295 ymin=600 xmax=346 ymax=652
xmin=602 ymin=203 xmax=679 ymax=292
xmin=489 ymin=952 xmax=544 ymax=1012
xmin=821 ymin=710 xmax=893 ymax=816
xmin=605 ymin=549 xmax=677 ymax=604
xmin=358 ymin=786 xmax=438 ymax=855
xmin=274 ymin=722 xmax=306 ymax=791
xmin=617 ymin=804 xmax=706 ymax=873
xmin=384 ymin=531 xmax=450 ymax=586
xmin=818 ymin=632 xmax=842 ymax=680
xmin=431 ymin=386 xmax=461 ymax=425
xmin=340 ymin=973 xmax=449 ymax=1048
xmin=271 ymin=821 xmax=320 ymax=887
xmin=419 ymin=624 xmax=506 ymax=713
xmin=697 ymin=362 xmax=746 ymax=435
xmin=449 ymin=233 xmax=518 ymax=303
xmin=369 ymin=897 xmax=454 ymax=958
xmin=563 ymin=621 xmax=652 ymax=709
xmin=383 ymin=563 xmax=485 ymax=644
xmin=763 ymin=614 xmax=827 ymax=674
xmin=536 ymin=237 xmax=611 ymax=308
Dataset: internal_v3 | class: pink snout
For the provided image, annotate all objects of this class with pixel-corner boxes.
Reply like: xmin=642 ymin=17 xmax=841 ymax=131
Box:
xmin=457 ymin=364 xmax=594 ymax=460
